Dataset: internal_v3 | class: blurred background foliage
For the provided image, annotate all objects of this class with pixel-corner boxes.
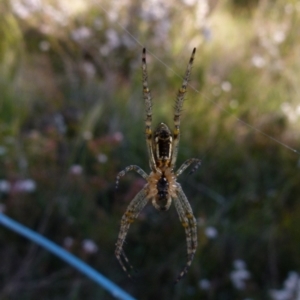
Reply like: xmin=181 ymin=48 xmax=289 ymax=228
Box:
xmin=0 ymin=0 xmax=300 ymax=299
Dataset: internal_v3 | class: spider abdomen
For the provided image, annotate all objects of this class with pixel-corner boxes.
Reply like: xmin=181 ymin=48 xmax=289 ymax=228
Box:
xmin=155 ymin=175 xmax=170 ymax=210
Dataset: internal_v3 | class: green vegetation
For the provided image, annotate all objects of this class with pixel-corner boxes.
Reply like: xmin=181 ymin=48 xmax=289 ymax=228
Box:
xmin=1 ymin=0 xmax=300 ymax=299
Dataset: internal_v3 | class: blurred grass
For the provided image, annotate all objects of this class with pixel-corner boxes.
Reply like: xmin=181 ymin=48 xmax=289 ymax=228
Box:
xmin=0 ymin=0 xmax=300 ymax=299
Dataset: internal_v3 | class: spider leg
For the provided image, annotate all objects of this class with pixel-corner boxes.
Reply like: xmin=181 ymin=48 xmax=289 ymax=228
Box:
xmin=120 ymin=249 xmax=137 ymax=274
xmin=175 ymin=158 xmax=201 ymax=177
xmin=173 ymin=196 xmax=193 ymax=279
xmin=171 ymin=48 xmax=196 ymax=169
xmin=115 ymin=187 xmax=149 ymax=278
xmin=142 ymin=48 xmax=156 ymax=171
xmin=115 ymin=165 xmax=148 ymax=189
xmin=173 ymin=183 xmax=197 ymax=283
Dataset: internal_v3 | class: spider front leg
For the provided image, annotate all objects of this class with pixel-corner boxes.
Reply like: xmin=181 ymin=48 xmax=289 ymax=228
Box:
xmin=142 ymin=48 xmax=156 ymax=171
xmin=115 ymin=165 xmax=148 ymax=189
xmin=171 ymin=48 xmax=196 ymax=168
xmin=115 ymin=187 xmax=149 ymax=278
xmin=176 ymin=158 xmax=201 ymax=177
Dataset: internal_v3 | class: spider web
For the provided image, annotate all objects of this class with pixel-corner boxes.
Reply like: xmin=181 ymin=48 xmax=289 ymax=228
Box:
xmin=98 ymin=2 xmax=300 ymax=156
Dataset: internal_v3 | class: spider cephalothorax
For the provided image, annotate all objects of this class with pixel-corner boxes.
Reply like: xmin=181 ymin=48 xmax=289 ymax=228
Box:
xmin=115 ymin=48 xmax=201 ymax=282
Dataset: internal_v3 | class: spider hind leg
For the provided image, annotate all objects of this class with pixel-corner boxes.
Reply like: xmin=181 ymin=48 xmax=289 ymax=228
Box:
xmin=116 ymin=249 xmax=138 ymax=281
xmin=173 ymin=184 xmax=198 ymax=283
xmin=115 ymin=188 xmax=149 ymax=279
xmin=115 ymin=249 xmax=135 ymax=280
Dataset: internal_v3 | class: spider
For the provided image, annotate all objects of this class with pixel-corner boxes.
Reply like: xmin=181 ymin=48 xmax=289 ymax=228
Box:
xmin=115 ymin=48 xmax=201 ymax=283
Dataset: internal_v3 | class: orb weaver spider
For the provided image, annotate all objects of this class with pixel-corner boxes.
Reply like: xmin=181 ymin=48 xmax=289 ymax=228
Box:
xmin=115 ymin=48 xmax=201 ymax=283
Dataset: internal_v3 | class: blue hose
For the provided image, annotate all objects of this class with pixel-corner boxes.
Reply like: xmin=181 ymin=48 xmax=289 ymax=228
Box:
xmin=0 ymin=213 xmax=136 ymax=300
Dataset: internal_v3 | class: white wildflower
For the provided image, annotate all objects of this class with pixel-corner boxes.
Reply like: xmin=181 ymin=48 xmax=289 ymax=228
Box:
xmin=69 ymin=165 xmax=83 ymax=175
xmin=252 ymin=55 xmax=266 ymax=68
xmin=205 ymin=226 xmax=218 ymax=239
xmin=71 ymin=27 xmax=92 ymax=42
xmin=97 ymin=154 xmax=108 ymax=164
xmin=221 ymin=81 xmax=232 ymax=92
xmin=199 ymin=279 xmax=211 ymax=290
xmin=230 ymin=259 xmax=251 ymax=290
xmin=0 ymin=180 xmax=10 ymax=193
xmin=0 ymin=146 xmax=7 ymax=155
xmin=15 ymin=179 xmax=36 ymax=192
xmin=82 ymin=239 xmax=98 ymax=254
